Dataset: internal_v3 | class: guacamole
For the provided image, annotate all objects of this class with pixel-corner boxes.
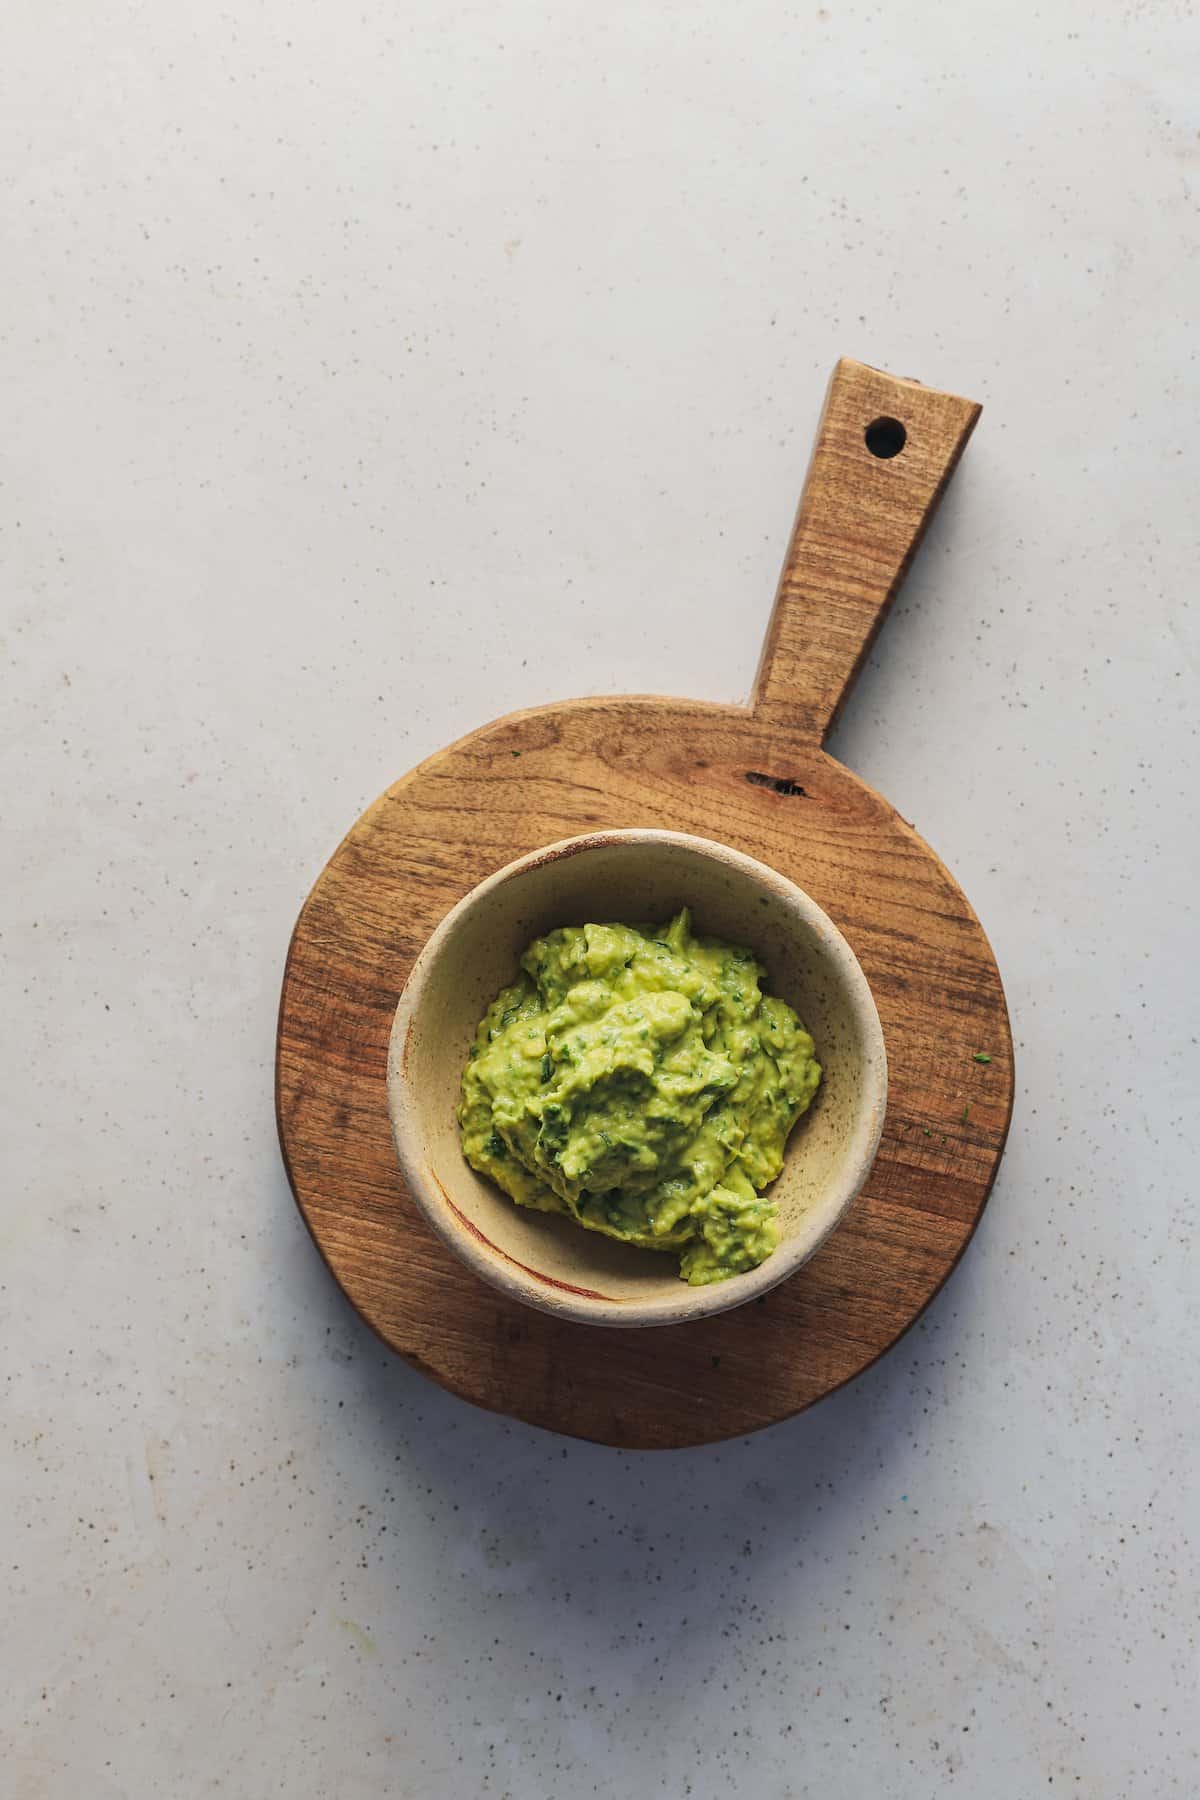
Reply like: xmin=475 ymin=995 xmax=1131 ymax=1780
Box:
xmin=457 ymin=908 xmax=821 ymax=1285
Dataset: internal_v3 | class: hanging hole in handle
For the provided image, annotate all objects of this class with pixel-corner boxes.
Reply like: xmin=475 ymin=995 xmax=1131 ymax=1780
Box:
xmin=865 ymin=416 xmax=907 ymax=459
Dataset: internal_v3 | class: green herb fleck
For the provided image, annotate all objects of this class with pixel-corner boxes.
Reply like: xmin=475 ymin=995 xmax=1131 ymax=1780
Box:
xmin=510 ymin=750 xmax=521 ymax=758
xmin=960 ymin=1103 xmax=970 ymax=1123
xmin=972 ymin=1052 xmax=991 ymax=1065
xmin=922 ymin=1127 xmax=933 ymax=1138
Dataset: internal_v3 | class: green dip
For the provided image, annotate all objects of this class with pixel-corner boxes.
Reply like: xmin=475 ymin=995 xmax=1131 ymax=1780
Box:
xmin=457 ymin=908 xmax=821 ymax=1285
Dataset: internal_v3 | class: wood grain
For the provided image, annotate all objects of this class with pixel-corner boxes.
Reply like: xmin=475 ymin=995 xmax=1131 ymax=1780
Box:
xmin=754 ymin=362 xmax=981 ymax=739
xmin=276 ymin=358 xmax=1012 ymax=1449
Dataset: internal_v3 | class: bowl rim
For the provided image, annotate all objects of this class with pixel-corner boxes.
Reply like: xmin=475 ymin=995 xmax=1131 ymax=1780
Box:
xmin=387 ymin=828 xmax=888 ymax=1328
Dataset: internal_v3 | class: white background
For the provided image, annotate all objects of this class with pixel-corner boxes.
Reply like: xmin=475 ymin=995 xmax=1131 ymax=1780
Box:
xmin=3 ymin=3 xmax=1197 ymax=1796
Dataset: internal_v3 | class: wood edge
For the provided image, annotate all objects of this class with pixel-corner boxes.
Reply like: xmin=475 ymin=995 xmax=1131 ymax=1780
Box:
xmin=752 ymin=358 xmax=983 ymax=740
xmin=817 ymin=743 xmax=1015 ymax=1092
xmin=834 ymin=355 xmax=984 ymax=421
xmin=814 ymin=374 xmax=982 ymax=742
xmin=274 ymin=707 xmax=1014 ymax=1454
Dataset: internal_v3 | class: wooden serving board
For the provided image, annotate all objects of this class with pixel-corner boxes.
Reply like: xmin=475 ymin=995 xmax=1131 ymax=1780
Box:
xmin=276 ymin=359 xmax=1013 ymax=1449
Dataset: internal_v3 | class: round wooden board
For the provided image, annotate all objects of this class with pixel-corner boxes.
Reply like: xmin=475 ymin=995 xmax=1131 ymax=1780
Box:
xmin=276 ymin=361 xmax=1014 ymax=1449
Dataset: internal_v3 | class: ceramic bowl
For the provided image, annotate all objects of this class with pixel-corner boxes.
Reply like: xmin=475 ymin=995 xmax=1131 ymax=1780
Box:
xmin=386 ymin=830 xmax=886 ymax=1327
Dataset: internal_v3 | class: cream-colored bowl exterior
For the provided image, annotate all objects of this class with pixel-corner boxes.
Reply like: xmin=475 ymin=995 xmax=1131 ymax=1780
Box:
xmin=387 ymin=831 xmax=887 ymax=1328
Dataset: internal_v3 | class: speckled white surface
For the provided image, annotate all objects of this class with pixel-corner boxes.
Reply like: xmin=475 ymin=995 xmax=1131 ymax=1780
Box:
xmin=3 ymin=3 xmax=1198 ymax=1795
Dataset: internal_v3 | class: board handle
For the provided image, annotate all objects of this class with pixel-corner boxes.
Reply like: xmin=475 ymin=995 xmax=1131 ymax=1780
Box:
xmin=752 ymin=358 xmax=981 ymax=740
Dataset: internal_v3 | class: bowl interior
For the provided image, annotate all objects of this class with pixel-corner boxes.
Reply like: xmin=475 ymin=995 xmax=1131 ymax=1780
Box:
xmin=389 ymin=834 xmax=885 ymax=1323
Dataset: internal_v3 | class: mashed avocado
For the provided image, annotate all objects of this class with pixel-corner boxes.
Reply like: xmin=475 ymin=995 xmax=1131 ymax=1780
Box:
xmin=457 ymin=909 xmax=821 ymax=1285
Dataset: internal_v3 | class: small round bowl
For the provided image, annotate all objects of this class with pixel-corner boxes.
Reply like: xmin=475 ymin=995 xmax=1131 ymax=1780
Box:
xmin=387 ymin=830 xmax=886 ymax=1328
